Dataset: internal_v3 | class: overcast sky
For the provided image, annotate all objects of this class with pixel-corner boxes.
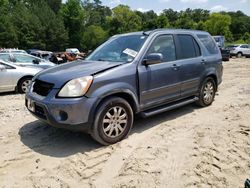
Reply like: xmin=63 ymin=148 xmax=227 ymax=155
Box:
xmin=98 ymin=0 xmax=250 ymax=16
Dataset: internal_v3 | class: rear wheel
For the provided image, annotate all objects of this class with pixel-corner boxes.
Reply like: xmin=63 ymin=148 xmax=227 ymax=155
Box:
xmin=18 ymin=77 xmax=32 ymax=93
xmin=91 ymin=97 xmax=134 ymax=145
xmin=196 ymin=77 xmax=216 ymax=107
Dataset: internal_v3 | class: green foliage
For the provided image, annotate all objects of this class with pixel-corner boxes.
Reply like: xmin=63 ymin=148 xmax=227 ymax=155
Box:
xmin=242 ymin=32 xmax=250 ymax=43
xmin=60 ymin=0 xmax=86 ymax=49
xmin=107 ymin=5 xmax=142 ymax=35
xmin=204 ymin=13 xmax=233 ymax=41
xmin=135 ymin=10 xmax=158 ymax=30
xmin=0 ymin=0 xmax=249 ymax=51
xmin=156 ymin=14 xmax=170 ymax=29
xmin=81 ymin=25 xmax=107 ymax=50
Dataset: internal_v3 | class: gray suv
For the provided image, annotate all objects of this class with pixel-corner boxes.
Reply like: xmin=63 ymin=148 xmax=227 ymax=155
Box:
xmin=25 ymin=29 xmax=223 ymax=145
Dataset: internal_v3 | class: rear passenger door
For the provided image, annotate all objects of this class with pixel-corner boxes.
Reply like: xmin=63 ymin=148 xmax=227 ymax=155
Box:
xmin=175 ymin=34 xmax=204 ymax=97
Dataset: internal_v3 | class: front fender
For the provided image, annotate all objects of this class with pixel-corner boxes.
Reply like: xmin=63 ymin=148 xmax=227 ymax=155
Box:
xmin=86 ymin=82 xmax=140 ymax=122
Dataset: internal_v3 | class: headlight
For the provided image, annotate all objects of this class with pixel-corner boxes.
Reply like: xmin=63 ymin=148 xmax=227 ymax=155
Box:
xmin=58 ymin=76 xmax=93 ymax=97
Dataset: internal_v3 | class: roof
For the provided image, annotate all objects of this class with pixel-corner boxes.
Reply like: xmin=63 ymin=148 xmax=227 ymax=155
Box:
xmin=112 ymin=29 xmax=209 ymax=38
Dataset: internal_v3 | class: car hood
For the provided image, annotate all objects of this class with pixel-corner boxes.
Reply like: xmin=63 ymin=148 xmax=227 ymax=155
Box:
xmin=34 ymin=60 xmax=123 ymax=88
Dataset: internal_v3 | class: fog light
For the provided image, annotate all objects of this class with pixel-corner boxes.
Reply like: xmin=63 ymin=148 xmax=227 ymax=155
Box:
xmin=59 ymin=111 xmax=68 ymax=121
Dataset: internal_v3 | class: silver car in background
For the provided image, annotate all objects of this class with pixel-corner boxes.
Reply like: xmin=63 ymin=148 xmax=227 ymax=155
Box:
xmin=0 ymin=60 xmax=42 ymax=93
xmin=0 ymin=53 xmax=55 ymax=69
xmin=227 ymin=44 xmax=250 ymax=58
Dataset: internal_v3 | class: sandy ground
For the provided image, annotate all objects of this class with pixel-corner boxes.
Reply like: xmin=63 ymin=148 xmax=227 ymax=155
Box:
xmin=0 ymin=58 xmax=249 ymax=188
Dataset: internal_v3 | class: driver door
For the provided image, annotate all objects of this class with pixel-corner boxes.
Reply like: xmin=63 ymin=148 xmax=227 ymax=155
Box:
xmin=0 ymin=63 xmax=15 ymax=92
xmin=138 ymin=34 xmax=181 ymax=109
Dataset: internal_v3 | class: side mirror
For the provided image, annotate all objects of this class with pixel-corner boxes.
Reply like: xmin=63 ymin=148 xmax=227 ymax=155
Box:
xmin=143 ymin=53 xmax=163 ymax=66
xmin=33 ymin=59 xmax=40 ymax=64
xmin=0 ymin=64 xmax=6 ymax=71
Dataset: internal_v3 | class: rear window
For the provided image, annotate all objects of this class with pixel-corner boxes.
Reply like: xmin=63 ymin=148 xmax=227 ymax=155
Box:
xmin=197 ymin=34 xmax=219 ymax=55
xmin=177 ymin=34 xmax=201 ymax=59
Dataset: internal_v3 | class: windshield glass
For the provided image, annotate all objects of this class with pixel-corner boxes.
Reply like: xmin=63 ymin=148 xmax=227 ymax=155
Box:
xmin=86 ymin=34 xmax=148 ymax=63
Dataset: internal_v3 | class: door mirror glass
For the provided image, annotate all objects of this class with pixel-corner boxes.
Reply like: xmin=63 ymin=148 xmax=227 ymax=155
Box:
xmin=143 ymin=53 xmax=163 ymax=65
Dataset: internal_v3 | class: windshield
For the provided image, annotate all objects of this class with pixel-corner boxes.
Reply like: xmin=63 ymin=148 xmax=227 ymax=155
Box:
xmin=86 ymin=34 xmax=148 ymax=63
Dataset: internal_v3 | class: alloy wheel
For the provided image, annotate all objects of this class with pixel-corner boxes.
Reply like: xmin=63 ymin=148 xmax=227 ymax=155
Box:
xmin=203 ymin=81 xmax=214 ymax=104
xmin=102 ymin=106 xmax=128 ymax=138
xmin=21 ymin=80 xmax=31 ymax=93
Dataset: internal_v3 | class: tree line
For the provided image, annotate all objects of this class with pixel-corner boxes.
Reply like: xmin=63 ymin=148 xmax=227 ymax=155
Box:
xmin=0 ymin=0 xmax=250 ymax=52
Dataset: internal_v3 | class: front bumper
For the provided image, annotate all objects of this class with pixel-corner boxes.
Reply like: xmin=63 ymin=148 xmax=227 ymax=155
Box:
xmin=25 ymin=89 xmax=97 ymax=133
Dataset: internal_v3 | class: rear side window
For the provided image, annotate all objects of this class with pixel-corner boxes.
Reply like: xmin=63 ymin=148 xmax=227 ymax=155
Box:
xmin=197 ymin=34 xmax=219 ymax=55
xmin=177 ymin=35 xmax=201 ymax=59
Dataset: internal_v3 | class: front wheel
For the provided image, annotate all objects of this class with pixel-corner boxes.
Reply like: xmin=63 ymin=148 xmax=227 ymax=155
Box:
xmin=91 ymin=97 xmax=134 ymax=145
xmin=18 ymin=77 xmax=32 ymax=93
xmin=196 ymin=77 xmax=216 ymax=107
xmin=237 ymin=52 xmax=243 ymax=58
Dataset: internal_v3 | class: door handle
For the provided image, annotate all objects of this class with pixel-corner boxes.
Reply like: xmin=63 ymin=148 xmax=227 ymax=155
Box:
xmin=201 ymin=59 xmax=206 ymax=65
xmin=172 ymin=64 xmax=180 ymax=71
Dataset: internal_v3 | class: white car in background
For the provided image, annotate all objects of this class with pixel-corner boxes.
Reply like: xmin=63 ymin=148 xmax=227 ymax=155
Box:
xmin=227 ymin=44 xmax=250 ymax=58
xmin=0 ymin=60 xmax=42 ymax=93
xmin=0 ymin=53 xmax=55 ymax=69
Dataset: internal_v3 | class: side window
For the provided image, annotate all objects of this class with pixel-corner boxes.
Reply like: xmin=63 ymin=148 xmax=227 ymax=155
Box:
xmin=0 ymin=54 xmax=11 ymax=62
xmin=197 ymin=34 xmax=219 ymax=55
xmin=13 ymin=54 xmax=36 ymax=63
xmin=147 ymin=35 xmax=176 ymax=62
xmin=241 ymin=45 xmax=248 ymax=48
xmin=177 ymin=34 xmax=201 ymax=59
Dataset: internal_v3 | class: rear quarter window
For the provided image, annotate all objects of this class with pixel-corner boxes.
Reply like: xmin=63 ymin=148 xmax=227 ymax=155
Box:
xmin=197 ymin=34 xmax=219 ymax=55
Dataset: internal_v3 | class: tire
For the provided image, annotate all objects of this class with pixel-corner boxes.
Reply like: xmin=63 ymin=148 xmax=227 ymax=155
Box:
xmin=17 ymin=77 xmax=32 ymax=93
xmin=91 ymin=97 xmax=134 ymax=145
xmin=237 ymin=52 xmax=243 ymax=58
xmin=196 ymin=77 xmax=216 ymax=107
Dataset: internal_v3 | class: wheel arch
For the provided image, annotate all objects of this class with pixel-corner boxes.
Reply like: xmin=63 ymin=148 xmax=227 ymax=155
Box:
xmin=89 ymin=90 xmax=140 ymax=124
xmin=204 ymin=74 xmax=218 ymax=91
xmin=16 ymin=75 xmax=33 ymax=91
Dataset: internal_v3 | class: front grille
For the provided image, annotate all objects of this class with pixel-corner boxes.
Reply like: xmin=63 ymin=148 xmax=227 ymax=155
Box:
xmin=33 ymin=79 xmax=54 ymax=97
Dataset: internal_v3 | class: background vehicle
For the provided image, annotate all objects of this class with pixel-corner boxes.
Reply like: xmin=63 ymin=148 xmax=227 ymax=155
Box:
xmin=213 ymin=36 xmax=230 ymax=61
xmin=26 ymin=29 xmax=223 ymax=145
xmin=0 ymin=49 xmax=27 ymax=54
xmin=0 ymin=53 xmax=55 ymax=69
xmin=30 ymin=51 xmax=59 ymax=64
xmin=226 ymin=44 xmax=250 ymax=58
xmin=66 ymin=48 xmax=80 ymax=54
xmin=26 ymin=49 xmax=40 ymax=54
xmin=0 ymin=60 xmax=41 ymax=93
